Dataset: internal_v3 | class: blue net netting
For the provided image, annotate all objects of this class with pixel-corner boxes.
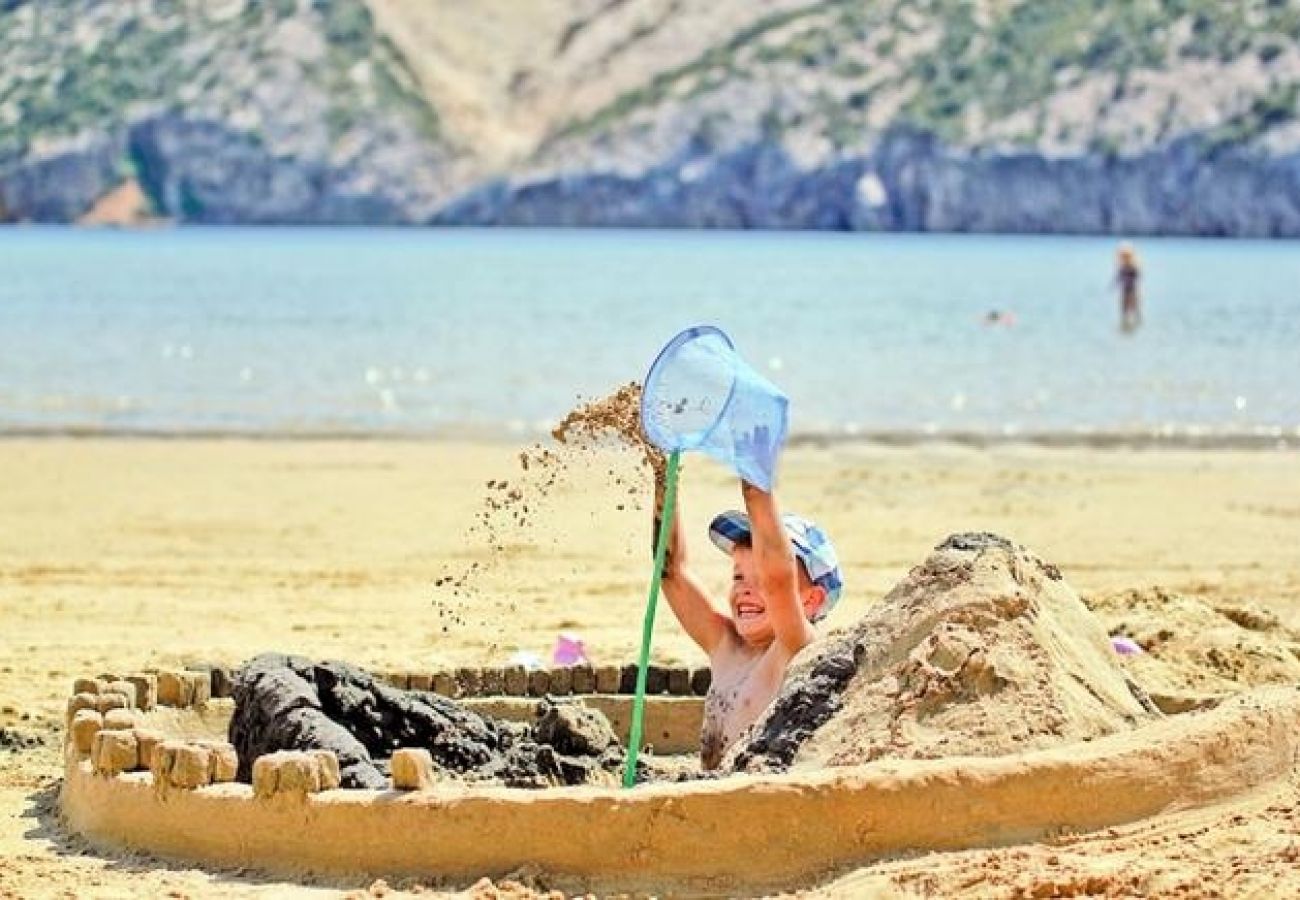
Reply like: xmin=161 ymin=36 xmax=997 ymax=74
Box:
xmin=640 ymin=325 xmax=789 ymax=490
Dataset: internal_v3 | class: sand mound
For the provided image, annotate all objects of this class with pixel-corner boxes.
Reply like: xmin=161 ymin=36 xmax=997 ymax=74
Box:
xmin=1086 ymin=586 xmax=1300 ymax=702
xmin=729 ymin=532 xmax=1161 ymax=773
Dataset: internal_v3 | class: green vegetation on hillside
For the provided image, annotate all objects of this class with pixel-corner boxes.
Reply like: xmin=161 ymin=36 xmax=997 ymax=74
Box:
xmin=547 ymin=0 xmax=1300 ymax=153
xmin=0 ymin=0 xmax=439 ymax=161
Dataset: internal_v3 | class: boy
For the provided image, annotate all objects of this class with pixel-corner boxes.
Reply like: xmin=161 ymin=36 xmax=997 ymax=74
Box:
xmin=654 ymin=475 xmax=842 ymax=769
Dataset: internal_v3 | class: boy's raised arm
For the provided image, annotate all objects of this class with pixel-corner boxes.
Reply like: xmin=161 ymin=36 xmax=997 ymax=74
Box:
xmin=741 ymin=481 xmax=814 ymax=653
xmin=653 ymin=469 xmax=731 ymax=655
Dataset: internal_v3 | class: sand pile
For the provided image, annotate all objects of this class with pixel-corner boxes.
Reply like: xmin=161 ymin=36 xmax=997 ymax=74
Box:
xmin=1085 ymin=586 xmax=1300 ymax=704
xmin=729 ymin=532 xmax=1161 ymax=773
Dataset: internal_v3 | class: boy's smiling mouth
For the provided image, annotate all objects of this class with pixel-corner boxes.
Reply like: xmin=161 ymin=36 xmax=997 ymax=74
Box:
xmin=734 ymin=600 xmax=766 ymax=620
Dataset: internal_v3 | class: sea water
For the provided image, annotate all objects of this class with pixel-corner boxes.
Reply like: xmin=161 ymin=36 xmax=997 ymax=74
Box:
xmin=2 ymin=226 xmax=1297 ymax=442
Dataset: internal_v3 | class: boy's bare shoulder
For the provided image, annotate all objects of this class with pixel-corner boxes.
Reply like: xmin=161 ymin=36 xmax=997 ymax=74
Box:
xmin=708 ymin=631 xmax=799 ymax=685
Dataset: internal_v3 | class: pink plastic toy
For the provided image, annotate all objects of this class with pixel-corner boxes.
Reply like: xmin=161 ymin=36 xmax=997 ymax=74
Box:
xmin=552 ymin=632 xmax=590 ymax=667
xmin=1110 ymin=635 xmax=1144 ymax=656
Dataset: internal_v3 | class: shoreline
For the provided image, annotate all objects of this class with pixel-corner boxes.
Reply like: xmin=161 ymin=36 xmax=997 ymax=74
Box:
xmin=1 ymin=425 xmax=1297 ymax=451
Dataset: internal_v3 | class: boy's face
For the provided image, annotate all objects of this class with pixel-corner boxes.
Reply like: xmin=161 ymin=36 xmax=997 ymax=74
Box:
xmin=729 ymin=546 xmax=822 ymax=645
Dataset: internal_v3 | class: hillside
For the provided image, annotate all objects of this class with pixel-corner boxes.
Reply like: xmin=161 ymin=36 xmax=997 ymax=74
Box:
xmin=0 ymin=0 xmax=450 ymax=223
xmin=2 ymin=0 xmax=1298 ymax=233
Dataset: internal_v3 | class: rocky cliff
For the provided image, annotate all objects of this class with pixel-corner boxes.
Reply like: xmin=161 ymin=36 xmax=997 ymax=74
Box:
xmin=0 ymin=0 xmax=453 ymax=224
xmin=2 ymin=0 xmax=1298 ymax=235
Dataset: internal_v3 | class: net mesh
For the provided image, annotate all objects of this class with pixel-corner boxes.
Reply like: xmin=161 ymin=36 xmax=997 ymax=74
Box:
xmin=641 ymin=325 xmax=788 ymax=490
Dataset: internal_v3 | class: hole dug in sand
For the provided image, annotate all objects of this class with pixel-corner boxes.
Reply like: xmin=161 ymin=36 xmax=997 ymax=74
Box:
xmin=58 ymin=532 xmax=1300 ymax=896
xmin=228 ymin=653 xmax=631 ymax=789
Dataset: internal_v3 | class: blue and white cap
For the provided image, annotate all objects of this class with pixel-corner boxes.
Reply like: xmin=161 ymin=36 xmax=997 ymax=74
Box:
xmin=707 ymin=510 xmax=843 ymax=622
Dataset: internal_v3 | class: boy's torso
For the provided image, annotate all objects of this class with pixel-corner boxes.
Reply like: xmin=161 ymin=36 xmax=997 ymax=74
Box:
xmin=699 ymin=637 xmax=791 ymax=770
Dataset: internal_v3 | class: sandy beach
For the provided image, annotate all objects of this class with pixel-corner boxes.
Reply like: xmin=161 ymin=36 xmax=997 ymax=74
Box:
xmin=3 ymin=437 xmax=1300 ymax=898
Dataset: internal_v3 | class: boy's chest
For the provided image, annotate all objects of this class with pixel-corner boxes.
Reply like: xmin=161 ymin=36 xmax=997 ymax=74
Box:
xmin=699 ymin=650 xmax=785 ymax=767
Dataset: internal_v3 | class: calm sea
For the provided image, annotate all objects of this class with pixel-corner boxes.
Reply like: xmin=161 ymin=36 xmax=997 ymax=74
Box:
xmin=2 ymin=227 xmax=1297 ymax=443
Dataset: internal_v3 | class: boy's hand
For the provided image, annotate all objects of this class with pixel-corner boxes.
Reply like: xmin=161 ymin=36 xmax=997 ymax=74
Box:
xmin=733 ymin=424 xmax=781 ymax=488
xmin=650 ymin=447 xmax=668 ymax=504
xmin=651 ymin=454 xmax=681 ymax=568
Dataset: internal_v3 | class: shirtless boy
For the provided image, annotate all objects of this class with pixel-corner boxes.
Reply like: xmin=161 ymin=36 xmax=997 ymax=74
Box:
xmin=653 ymin=474 xmax=842 ymax=769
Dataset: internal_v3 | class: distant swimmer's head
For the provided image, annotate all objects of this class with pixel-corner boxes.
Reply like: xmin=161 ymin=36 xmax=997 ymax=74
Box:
xmin=1117 ymin=242 xmax=1137 ymax=264
xmin=708 ymin=511 xmax=843 ymax=641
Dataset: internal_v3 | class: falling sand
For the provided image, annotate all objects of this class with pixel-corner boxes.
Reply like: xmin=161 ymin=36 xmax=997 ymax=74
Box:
xmin=430 ymin=383 xmax=663 ymax=644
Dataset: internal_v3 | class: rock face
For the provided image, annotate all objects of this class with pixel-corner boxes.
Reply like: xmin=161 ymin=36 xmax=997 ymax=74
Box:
xmin=0 ymin=0 xmax=452 ymax=226
xmin=728 ymin=533 xmax=1160 ymax=774
xmin=126 ymin=114 xmax=439 ymax=226
xmin=228 ymin=653 xmax=625 ymax=789
xmin=439 ymin=134 xmax=1300 ymax=237
xmin=0 ymin=132 xmax=127 ymax=223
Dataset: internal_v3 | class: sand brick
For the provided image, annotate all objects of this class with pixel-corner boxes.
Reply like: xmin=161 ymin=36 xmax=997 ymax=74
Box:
xmin=455 ymin=667 xmax=482 ymax=698
xmin=619 ymin=664 xmax=639 ymax=694
xmin=94 ymin=692 xmax=129 ymax=714
xmin=170 ymin=744 xmax=213 ymax=789
xmin=125 ymin=673 xmax=157 ymax=710
xmin=149 ymin=743 xmax=200 ymax=790
xmin=503 ymin=665 xmax=528 ymax=696
xmin=252 ymin=750 xmax=324 ymax=798
xmin=156 ymin=671 xmax=191 ymax=707
xmin=105 ymin=681 xmax=136 ymax=707
xmin=185 ymin=670 xmax=211 ymax=706
xmin=133 ymin=729 xmax=166 ymax=769
xmin=526 ymin=669 xmax=551 ymax=697
xmin=431 ymin=671 xmax=456 ymax=697
xmin=691 ymin=667 xmax=712 ymax=695
xmin=276 ymin=752 xmax=323 ymax=793
xmin=152 ymin=742 xmax=212 ymax=791
xmin=390 ymin=748 xmax=436 ymax=790
xmin=251 ymin=754 xmax=279 ymax=798
xmin=69 ymin=710 xmax=103 ymax=754
xmin=91 ymin=729 xmax=138 ymax=776
xmin=478 ymin=667 xmax=504 ymax=695
xmin=666 ymin=667 xmax=691 ymax=695
xmin=645 ymin=665 xmax=668 ymax=695
xmin=201 ymin=741 xmax=238 ymax=783
xmin=66 ymin=692 xmax=98 ymax=726
xmin=547 ymin=667 xmax=573 ymax=696
xmin=570 ymin=665 xmax=596 ymax=694
xmin=103 ymin=708 xmax=137 ymax=731
xmin=594 ymin=666 xmax=620 ymax=694
xmin=408 ymin=672 xmax=433 ymax=692
xmin=148 ymin=740 xmax=174 ymax=789
xmin=72 ymin=677 xmax=100 ymax=696
xmin=311 ymin=750 xmax=341 ymax=790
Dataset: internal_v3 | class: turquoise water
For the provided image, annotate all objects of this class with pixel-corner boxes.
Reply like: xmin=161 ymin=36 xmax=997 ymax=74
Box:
xmin=1 ymin=227 xmax=1298 ymax=441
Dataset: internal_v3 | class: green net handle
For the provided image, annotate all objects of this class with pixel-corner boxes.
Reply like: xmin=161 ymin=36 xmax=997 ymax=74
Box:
xmin=622 ymin=449 xmax=681 ymax=788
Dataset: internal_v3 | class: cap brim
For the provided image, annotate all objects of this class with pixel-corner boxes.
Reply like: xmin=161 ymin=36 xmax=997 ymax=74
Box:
xmin=707 ymin=511 xmax=751 ymax=555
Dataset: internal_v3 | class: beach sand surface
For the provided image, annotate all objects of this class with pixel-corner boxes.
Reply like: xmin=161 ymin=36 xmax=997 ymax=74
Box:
xmin=2 ymin=438 xmax=1299 ymax=898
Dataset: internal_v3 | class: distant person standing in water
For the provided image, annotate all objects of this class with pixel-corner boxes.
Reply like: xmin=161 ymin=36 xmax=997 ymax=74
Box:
xmin=1115 ymin=242 xmax=1142 ymax=331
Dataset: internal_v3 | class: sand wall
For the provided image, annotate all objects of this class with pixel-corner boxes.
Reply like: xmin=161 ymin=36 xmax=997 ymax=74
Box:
xmin=62 ymin=688 xmax=1300 ymax=896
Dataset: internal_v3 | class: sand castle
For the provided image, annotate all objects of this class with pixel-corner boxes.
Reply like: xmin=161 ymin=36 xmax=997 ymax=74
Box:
xmin=55 ymin=532 xmax=1300 ymax=896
